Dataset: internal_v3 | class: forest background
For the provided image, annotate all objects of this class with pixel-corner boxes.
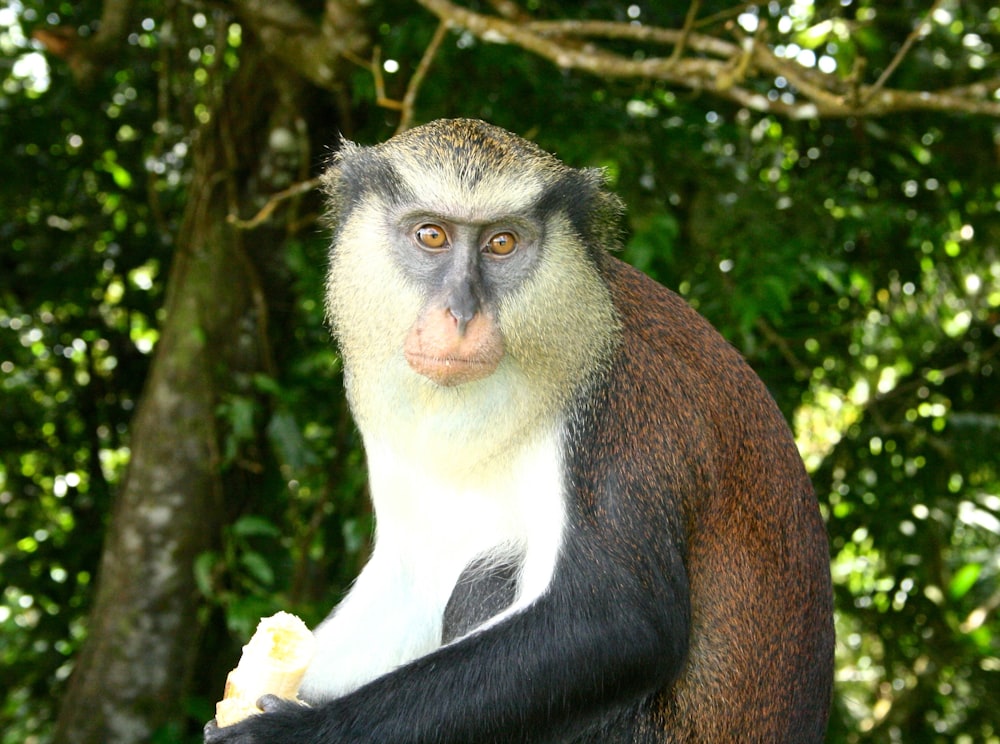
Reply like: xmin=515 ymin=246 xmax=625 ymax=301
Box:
xmin=1 ymin=1 xmax=998 ymax=742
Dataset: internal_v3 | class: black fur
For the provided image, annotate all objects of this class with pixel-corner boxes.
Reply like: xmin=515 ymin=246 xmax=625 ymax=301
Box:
xmin=442 ymin=553 xmax=521 ymax=644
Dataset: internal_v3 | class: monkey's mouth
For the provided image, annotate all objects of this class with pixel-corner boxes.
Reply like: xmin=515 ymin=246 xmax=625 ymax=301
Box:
xmin=404 ymin=351 xmax=501 ymax=387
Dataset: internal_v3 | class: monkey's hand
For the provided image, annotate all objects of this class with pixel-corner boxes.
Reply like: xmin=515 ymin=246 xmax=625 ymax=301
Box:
xmin=204 ymin=696 xmax=318 ymax=744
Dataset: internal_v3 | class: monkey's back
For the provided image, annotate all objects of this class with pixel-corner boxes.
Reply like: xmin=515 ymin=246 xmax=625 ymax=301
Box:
xmin=583 ymin=256 xmax=834 ymax=742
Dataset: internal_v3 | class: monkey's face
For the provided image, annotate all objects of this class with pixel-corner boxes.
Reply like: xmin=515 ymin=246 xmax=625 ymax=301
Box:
xmin=323 ymin=120 xmax=621 ymax=447
xmin=395 ymin=204 xmax=553 ymax=387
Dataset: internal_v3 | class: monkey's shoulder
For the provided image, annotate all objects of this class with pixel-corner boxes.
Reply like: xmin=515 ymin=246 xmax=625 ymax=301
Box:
xmin=601 ymin=257 xmax=754 ymax=390
xmin=591 ymin=256 xmax=796 ymax=471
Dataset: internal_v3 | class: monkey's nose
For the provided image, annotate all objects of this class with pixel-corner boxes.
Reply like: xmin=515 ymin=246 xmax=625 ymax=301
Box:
xmin=445 ymin=284 xmax=479 ymax=337
xmin=449 ymin=307 xmax=472 ymax=336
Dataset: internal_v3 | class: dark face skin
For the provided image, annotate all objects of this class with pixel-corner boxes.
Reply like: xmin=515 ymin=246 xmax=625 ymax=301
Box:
xmin=391 ymin=210 xmax=545 ymax=386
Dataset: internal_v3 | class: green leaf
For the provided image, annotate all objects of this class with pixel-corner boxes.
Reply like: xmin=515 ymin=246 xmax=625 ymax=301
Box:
xmin=796 ymin=20 xmax=833 ymax=50
xmin=224 ymin=395 xmax=257 ymax=439
xmin=240 ymin=551 xmax=275 ymax=586
xmin=231 ymin=515 xmax=280 ymax=538
xmin=194 ymin=551 xmax=220 ymax=597
xmin=100 ymin=151 xmax=133 ymax=188
xmin=267 ymin=408 xmax=319 ymax=471
xmin=949 ymin=563 xmax=982 ymax=599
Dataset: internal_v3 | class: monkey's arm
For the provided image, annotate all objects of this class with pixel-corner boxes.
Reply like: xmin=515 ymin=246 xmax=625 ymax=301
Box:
xmin=204 ymin=536 xmax=689 ymax=744
xmin=295 ymin=548 xmax=447 ymax=700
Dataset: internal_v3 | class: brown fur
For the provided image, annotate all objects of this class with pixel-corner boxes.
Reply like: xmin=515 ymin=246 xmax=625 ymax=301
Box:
xmin=587 ymin=256 xmax=834 ymax=742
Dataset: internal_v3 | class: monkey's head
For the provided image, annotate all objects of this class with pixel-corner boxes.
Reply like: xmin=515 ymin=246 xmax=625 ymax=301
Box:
xmin=322 ymin=119 xmax=622 ymax=447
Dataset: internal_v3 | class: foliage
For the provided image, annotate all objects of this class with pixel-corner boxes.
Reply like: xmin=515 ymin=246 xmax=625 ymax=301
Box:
xmin=1 ymin=1 xmax=999 ymax=742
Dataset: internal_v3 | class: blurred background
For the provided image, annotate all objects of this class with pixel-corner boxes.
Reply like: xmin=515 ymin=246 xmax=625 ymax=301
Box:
xmin=1 ymin=1 xmax=998 ymax=742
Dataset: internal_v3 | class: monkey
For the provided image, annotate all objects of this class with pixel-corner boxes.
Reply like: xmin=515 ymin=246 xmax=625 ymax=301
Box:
xmin=204 ymin=118 xmax=834 ymax=743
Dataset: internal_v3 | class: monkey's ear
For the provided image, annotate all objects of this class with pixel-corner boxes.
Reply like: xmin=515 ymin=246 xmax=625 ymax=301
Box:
xmin=318 ymin=164 xmax=345 ymax=229
xmin=318 ymin=139 xmax=362 ymax=229
xmin=320 ymin=138 xmax=405 ymax=232
xmin=581 ymin=167 xmax=626 ymax=254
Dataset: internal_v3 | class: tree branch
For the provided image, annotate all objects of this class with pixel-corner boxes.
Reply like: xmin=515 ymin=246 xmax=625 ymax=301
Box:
xmin=667 ymin=0 xmax=702 ymax=67
xmin=415 ymin=0 xmax=1000 ymax=119
xmin=396 ymin=21 xmax=450 ymax=133
xmin=863 ymin=0 xmax=944 ymax=104
xmin=527 ymin=19 xmax=740 ymax=58
xmin=228 ymin=176 xmax=322 ymax=229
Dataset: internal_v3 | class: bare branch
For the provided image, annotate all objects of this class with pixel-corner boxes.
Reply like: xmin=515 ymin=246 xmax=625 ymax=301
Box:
xmin=486 ymin=0 xmax=530 ymax=21
xmin=396 ymin=21 xmax=451 ymax=134
xmin=336 ymin=20 xmax=449 ymax=131
xmin=228 ymin=177 xmax=323 ymax=230
xmin=415 ymin=0 xmax=1000 ymax=119
xmin=863 ymin=0 xmax=944 ymax=104
xmin=667 ymin=0 xmax=702 ymax=67
xmin=527 ymin=18 xmax=746 ymax=62
xmin=372 ymin=48 xmax=407 ymax=111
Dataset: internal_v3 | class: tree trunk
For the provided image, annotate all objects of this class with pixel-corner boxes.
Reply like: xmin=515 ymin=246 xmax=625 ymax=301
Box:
xmin=53 ymin=33 xmax=318 ymax=744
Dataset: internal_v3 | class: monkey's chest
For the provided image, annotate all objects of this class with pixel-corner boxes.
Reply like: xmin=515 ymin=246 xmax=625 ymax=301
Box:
xmin=364 ymin=429 xmax=569 ymax=642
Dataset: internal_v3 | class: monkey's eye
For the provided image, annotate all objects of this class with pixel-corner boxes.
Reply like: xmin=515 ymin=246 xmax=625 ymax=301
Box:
xmin=415 ymin=224 xmax=448 ymax=251
xmin=484 ymin=231 xmax=517 ymax=257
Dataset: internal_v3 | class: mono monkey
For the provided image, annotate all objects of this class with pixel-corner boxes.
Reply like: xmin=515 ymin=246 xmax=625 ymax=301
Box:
xmin=205 ymin=118 xmax=834 ymax=743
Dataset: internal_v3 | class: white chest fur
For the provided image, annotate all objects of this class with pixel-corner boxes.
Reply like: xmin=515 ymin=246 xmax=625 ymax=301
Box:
xmin=299 ymin=420 xmax=567 ymax=702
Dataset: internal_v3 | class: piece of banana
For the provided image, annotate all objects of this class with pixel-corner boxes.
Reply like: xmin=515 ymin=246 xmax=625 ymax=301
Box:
xmin=214 ymin=611 xmax=316 ymax=727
